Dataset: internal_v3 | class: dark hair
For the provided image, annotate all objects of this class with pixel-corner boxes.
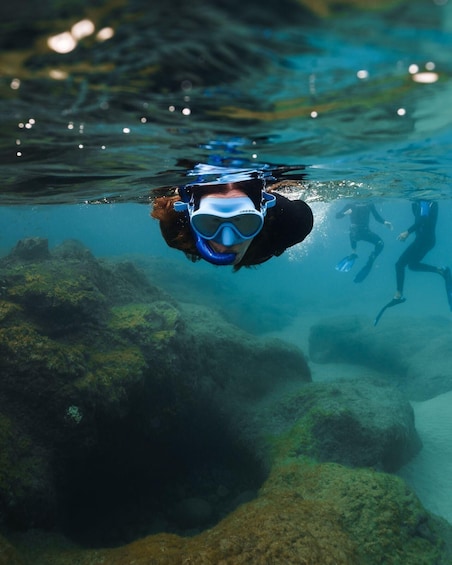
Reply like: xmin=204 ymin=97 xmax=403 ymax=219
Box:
xmin=151 ymin=194 xmax=199 ymax=259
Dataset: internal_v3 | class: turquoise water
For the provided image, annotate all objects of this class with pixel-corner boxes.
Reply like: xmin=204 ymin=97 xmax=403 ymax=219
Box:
xmin=2 ymin=0 xmax=452 ymax=303
xmin=1 ymin=0 xmax=452 ymax=559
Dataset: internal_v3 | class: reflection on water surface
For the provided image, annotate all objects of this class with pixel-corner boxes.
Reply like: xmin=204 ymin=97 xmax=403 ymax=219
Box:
xmin=0 ymin=0 xmax=451 ymax=203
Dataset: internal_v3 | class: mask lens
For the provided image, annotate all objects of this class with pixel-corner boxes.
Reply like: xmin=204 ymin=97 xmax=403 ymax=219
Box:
xmin=192 ymin=212 xmax=262 ymax=239
xmin=231 ymin=213 xmax=263 ymax=237
xmin=191 ymin=214 xmax=222 ymax=237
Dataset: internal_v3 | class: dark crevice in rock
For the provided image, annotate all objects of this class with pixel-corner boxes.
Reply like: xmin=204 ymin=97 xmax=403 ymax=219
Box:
xmin=57 ymin=397 xmax=266 ymax=548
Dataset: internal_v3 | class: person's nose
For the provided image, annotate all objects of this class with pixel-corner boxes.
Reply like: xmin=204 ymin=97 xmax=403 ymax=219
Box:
xmin=212 ymin=242 xmax=233 ymax=253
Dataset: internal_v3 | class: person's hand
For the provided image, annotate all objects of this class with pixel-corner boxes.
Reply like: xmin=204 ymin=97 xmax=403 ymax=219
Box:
xmin=384 ymin=220 xmax=393 ymax=231
xmin=397 ymin=230 xmax=409 ymax=241
xmin=343 ymin=208 xmax=353 ymax=215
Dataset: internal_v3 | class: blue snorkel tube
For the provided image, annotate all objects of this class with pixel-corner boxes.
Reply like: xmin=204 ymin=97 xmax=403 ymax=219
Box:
xmin=174 ymin=176 xmax=276 ymax=266
xmin=194 ymin=231 xmax=237 ymax=265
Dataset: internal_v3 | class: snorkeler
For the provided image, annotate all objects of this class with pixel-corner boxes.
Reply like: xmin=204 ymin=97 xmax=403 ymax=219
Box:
xmin=335 ymin=201 xmax=393 ymax=283
xmin=374 ymin=199 xmax=452 ymax=325
xmin=151 ymin=171 xmax=313 ymax=269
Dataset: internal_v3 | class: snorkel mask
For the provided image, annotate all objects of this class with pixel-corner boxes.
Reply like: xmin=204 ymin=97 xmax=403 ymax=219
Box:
xmin=174 ymin=173 xmax=276 ymax=265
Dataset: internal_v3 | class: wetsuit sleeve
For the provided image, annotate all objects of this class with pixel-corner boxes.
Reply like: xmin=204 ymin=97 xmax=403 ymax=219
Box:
xmin=430 ymin=201 xmax=439 ymax=223
xmin=407 ymin=201 xmax=438 ymax=234
xmin=264 ymin=193 xmax=313 ymax=256
xmin=335 ymin=204 xmax=352 ymax=219
xmin=235 ymin=193 xmax=313 ymax=268
xmin=407 ymin=202 xmax=421 ymax=234
xmin=369 ymin=203 xmax=385 ymax=224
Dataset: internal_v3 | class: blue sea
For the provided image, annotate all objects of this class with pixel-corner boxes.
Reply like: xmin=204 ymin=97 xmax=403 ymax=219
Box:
xmin=1 ymin=0 xmax=452 ymax=560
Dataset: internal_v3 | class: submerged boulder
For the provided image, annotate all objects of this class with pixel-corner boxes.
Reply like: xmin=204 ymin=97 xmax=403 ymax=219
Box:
xmin=0 ymin=535 xmax=23 ymax=565
xmin=1 ymin=238 xmax=451 ymax=565
xmin=177 ymin=303 xmax=311 ymax=400
xmin=12 ymin=459 xmax=452 ymax=565
xmin=0 ymin=412 xmax=55 ymax=530
xmin=8 ymin=237 xmax=50 ymax=262
xmin=267 ymin=379 xmax=421 ymax=472
xmin=309 ymin=315 xmax=452 ymax=401
xmin=0 ymin=238 xmax=310 ymax=536
xmin=235 ymin=378 xmax=422 ymax=474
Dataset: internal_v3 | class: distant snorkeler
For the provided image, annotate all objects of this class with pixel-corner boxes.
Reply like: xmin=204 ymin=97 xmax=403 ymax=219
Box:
xmin=151 ymin=169 xmax=313 ymax=270
xmin=374 ymin=199 xmax=452 ymax=326
xmin=335 ymin=201 xmax=393 ymax=283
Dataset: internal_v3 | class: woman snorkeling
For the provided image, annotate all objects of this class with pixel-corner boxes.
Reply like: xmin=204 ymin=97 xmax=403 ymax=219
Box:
xmin=151 ymin=171 xmax=313 ymax=270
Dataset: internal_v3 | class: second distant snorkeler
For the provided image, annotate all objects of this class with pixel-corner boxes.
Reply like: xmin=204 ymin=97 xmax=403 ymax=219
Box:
xmin=374 ymin=199 xmax=452 ymax=325
xmin=151 ymin=171 xmax=313 ymax=270
xmin=335 ymin=201 xmax=393 ymax=283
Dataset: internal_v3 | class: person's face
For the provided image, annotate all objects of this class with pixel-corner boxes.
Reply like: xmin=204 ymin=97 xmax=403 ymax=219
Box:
xmin=202 ymin=186 xmax=255 ymax=264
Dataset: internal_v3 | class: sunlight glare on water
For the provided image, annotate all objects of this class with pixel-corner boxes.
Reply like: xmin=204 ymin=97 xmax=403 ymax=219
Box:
xmin=0 ymin=0 xmax=451 ymax=204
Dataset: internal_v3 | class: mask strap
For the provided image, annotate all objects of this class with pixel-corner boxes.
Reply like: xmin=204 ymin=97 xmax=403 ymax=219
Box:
xmin=261 ymin=191 xmax=276 ymax=215
xmin=174 ymin=185 xmax=194 ymax=212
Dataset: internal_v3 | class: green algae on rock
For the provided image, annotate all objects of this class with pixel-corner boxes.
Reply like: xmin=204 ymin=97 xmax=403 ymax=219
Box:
xmin=0 ymin=238 xmax=310 ymax=544
xmin=1 ymin=237 xmax=451 ymax=564
xmin=264 ymin=379 xmax=422 ymax=472
xmin=108 ymin=301 xmax=181 ymax=346
xmin=14 ymin=459 xmax=451 ymax=565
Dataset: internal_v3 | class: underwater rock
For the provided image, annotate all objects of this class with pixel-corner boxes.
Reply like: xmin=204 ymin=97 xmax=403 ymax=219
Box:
xmin=309 ymin=315 xmax=452 ymax=401
xmin=0 ymin=240 xmax=184 ymax=530
xmin=0 ymin=412 xmax=56 ymax=530
xmin=0 ymin=535 xmax=23 ymax=565
xmin=178 ymin=303 xmax=311 ymax=400
xmin=8 ymin=237 xmax=50 ymax=261
xmin=1 ymin=241 xmax=106 ymax=332
xmin=171 ymin=497 xmax=212 ymax=529
xmin=1 ymin=237 xmax=450 ymax=564
xmin=104 ymin=259 xmax=175 ymax=305
xmin=0 ymin=239 xmax=173 ymax=335
xmin=309 ymin=315 xmax=407 ymax=373
xmin=52 ymin=239 xmax=95 ymax=261
xmin=11 ymin=459 xmax=452 ymax=565
xmin=239 ymin=379 xmax=421 ymax=473
xmin=134 ymin=255 xmax=297 ymax=334
xmin=0 ymin=238 xmax=310 ymax=540
xmin=0 ymin=236 xmax=451 ymax=563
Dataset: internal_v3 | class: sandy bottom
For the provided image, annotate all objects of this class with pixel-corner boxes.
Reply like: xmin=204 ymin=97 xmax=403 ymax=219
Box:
xmin=397 ymin=391 xmax=452 ymax=525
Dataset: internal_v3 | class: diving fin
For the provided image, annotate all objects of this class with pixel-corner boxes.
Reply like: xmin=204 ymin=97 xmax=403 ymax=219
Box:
xmin=335 ymin=254 xmax=357 ymax=273
xmin=374 ymin=297 xmax=406 ymax=326
xmin=354 ymin=261 xmax=373 ymax=283
xmin=444 ymin=267 xmax=452 ymax=311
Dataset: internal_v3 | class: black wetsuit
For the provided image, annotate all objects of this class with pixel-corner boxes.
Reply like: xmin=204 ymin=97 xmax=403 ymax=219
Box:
xmin=396 ymin=200 xmax=439 ymax=295
xmin=238 ymin=193 xmax=313 ymax=267
xmin=336 ymin=202 xmax=387 ymax=281
xmin=336 ymin=202 xmax=385 ymax=254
